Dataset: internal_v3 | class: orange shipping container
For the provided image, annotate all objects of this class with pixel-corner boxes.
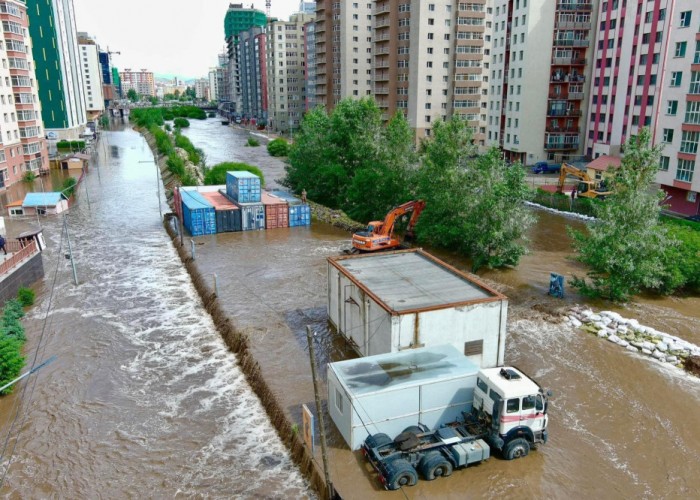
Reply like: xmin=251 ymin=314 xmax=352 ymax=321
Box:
xmin=261 ymin=192 xmax=289 ymax=229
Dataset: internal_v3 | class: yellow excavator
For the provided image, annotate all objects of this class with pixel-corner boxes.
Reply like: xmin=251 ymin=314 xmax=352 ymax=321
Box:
xmin=556 ymin=163 xmax=613 ymax=199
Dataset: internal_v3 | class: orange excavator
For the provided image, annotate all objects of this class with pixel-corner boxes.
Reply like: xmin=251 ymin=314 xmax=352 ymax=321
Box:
xmin=350 ymin=200 xmax=426 ymax=253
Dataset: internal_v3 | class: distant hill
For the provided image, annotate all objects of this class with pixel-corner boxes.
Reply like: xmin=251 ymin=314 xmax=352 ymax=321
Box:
xmin=154 ymin=72 xmax=195 ymax=84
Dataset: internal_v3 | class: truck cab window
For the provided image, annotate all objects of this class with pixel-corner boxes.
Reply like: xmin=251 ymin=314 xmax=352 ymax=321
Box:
xmin=477 ymin=377 xmax=488 ymax=393
xmin=522 ymin=395 xmax=536 ymax=410
xmin=489 ymin=389 xmax=501 ymax=403
xmin=507 ymin=398 xmax=519 ymax=413
xmin=536 ymin=394 xmax=544 ymax=412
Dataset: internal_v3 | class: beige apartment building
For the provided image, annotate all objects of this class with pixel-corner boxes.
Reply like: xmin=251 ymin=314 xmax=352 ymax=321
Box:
xmin=374 ymin=0 xmax=490 ymax=141
xmin=120 ymin=69 xmax=155 ymax=97
xmin=266 ymin=12 xmax=315 ymax=134
xmin=315 ymin=0 xmax=373 ymax=109
xmin=487 ymin=0 xmax=597 ymax=165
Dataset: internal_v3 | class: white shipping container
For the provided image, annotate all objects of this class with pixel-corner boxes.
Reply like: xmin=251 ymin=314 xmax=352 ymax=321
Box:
xmin=327 ymin=344 xmax=479 ymax=450
xmin=327 ymin=249 xmax=508 ymax=368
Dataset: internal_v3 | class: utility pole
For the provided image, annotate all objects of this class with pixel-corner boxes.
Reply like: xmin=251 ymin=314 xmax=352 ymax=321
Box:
xmin=306 ymin=326 xmax=335 ymax=500
xmin=64 ymin=216 xmax=78 ymax=285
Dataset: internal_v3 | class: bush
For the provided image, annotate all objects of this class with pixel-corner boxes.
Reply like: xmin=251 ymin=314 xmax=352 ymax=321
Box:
xmin=22 ymin=171 xmax=37 ymax=183
xmin=150 ymin=126 xmax=174 ymax=156
xmin=173 ymin=117 xmax=190 ymax=129
xmin=164 ymin=124 xmax=172 ymax=132
xmin=0 ymin=336 xmax=24 ymax=395
xmin=56 ymin=140 xmax=71 ymax=150
xmin=166 ymin=155 xmax=186 ymax=177
xmin=17 ymin=287 xmax=35 ymax=307
xmin=162 ymin=110 xmax=175 ymax=121
xmin=267 ymin=138 xmax=289 ymax=157
xmin=131 ymin=108 xmax=164 ymax=128
xmin=175 ymin=133 xmax=201 ymax=164
xmin=246 ymin=137 xmax=260 ymax=147
xmin=62 ymin=177 xmax=78 ymax=198
xmin=204 ymin=162 xmax=265 ymax=186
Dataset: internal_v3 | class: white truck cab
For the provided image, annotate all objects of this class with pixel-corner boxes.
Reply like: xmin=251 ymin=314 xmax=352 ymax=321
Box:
xmin=473 ymin=367 xmax=549 ymax=459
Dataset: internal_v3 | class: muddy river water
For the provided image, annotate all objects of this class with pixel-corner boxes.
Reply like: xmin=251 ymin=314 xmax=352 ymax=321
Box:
xmin=0 ymin=117 xmax=698 ymax=499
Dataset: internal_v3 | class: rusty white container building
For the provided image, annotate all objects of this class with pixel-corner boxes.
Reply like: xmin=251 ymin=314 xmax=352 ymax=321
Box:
xmin=327 ymin=249 xmax=508 ymax=368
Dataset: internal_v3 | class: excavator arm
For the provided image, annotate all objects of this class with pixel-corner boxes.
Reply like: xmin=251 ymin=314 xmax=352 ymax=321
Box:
xmin=351 ymin=200 xmax=426 ymax=253
xmin=378 ymin=200 xmax=425 ymax=237
xmin=556 ymin=163 xmax=591 ymax=193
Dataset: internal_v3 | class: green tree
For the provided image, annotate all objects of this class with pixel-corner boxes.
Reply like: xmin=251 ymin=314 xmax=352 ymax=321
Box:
xmin=0 ymin=335 xmax=24 ymax=395
xmin=173 ymin=117 xmax=190 ymax=128
xmin=127 ymin=88 xmax=138 ymax=102
xmin=203 ymin=162 xmax=265 ymax=187
xmin=569 ymin=128 xmax=678 ymax=301
xmin=149 ymin=96 xmax=159 ymax=105
xmin=267 ymin=138 xmax=290 ymax=157
xmin=414 ymin=118 xmax=535 ymax=270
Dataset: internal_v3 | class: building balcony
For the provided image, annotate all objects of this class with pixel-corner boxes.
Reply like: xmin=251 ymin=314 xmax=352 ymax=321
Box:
xmin=558 ymin=3 xmax=592 ymax=11
xmin=555 ymin=21 xmax=591 ymax=29
xmin=372 ymin=61 xmax=390 ymax=69
xmin=553 ymin=38 xmax=590 ymax=47
xmin=568 ymin=91 xmax=584 ymax=100
xmin=374 ymin=47 xmax=389 ymax=55
xmin=374 ymin=72 xmax=390 ymax=82
xmin=551 ymin=56 xmax=586 ymax=65
xmin=373 ymin=4 xmax=390 ymax=15
xmin=375 ymin=33 xmax=391 ymax=42
xmin=374 ymin=86 xmax=389 ymax=94
xmin=375 ymin=19 xmax=390 ymax=29
xmin=550 ymin=73 xmax=586 ymax=83
xmin=546 ymin=125 xmax=580 ymax=133
xmin=544 ymin=139 xmax=580 ymax=150
xmin=547 ymin=108 xmax=582 ymax=117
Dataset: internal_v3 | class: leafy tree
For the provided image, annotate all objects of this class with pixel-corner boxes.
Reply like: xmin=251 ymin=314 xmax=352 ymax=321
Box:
xmin=344 ymin=111 xmax=416 ymax=222
xmin=569 ymin=128 xmax=679 ymax=301
xmin=204 ymin=162 xmax=264 ymax=186
xmin=127 ymin=89 xmax=138 ymax=102
xmin=414 ymin=118 xmax=535 ymax=271
xmin=0 ymin=335 xmax=24 ymax=395
xmin=149 ymin=96 xmax=159 ymax=105
xmin=62 ymin=177 xmax=78 ymax=198
xmin=267 ymin=138 xmax=290 ymax=157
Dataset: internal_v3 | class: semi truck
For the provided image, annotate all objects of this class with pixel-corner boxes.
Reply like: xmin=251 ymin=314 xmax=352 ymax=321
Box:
xmin=361 ymin=366 xmax=550 ymax=490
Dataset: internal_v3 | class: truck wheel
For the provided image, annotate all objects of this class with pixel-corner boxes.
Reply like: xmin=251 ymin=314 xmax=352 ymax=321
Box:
xmin=365 ymin=433 xmax=392 ymax=449
xmin=504 ymin=438 xmax=530 ymax=460
xmin=386 ymin=459 xmax=418 ymax=490
xmin=419 ymin=451 xmax=453 ymax=480
xmin=401 ymin=425 xmax=423 ymax=436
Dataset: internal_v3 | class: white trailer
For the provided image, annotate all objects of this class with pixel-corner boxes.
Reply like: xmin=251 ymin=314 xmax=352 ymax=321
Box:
xmin=327 ymin=249 xmax=508 ymax=368
xmin=327 ymin=345 xmax=480 ymax=451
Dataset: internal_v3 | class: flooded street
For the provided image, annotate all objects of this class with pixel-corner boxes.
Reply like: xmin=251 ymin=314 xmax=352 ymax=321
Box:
xmin=185 ymin=118 xmax=700 ymax=498
xmin=0 ymin=124 xmax=310 ymax=498
xmin=1 ymin=116 xmax=698 ymax=499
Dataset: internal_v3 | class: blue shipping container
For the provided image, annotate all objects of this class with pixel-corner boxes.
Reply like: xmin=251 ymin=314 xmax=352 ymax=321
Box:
xmin=226 ymin=171 xmax=261 ymax=204
xmin=181 ymin=190 xmax=217 ymax=236
xmin=289 ymin=203 xmax=311 ymax=227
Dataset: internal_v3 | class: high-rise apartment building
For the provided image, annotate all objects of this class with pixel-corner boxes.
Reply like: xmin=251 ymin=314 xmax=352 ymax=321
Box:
xmin=194 ymin=78 xmax=210 ymax=100
xmin=224 ymin=3 xmax=267 ymax=113
xmin=238 ymin=26 xmax=267 ymax=122
xmin=0 ymin=0 xmax=48 ymax=188
xmin=654 ymin=2 xmax=699 ymax=216
xmin=26 ymin=0 xmax=87 ymax=140
xmin=77 ymin=33 xmax=105 ymax=120
xmin=99 ymin=51 xmax=114 ymax=107
xmin=304 ymin=20 xmax=317 ymax=110
xmin=586 ymin=0 xmax=669 ymax=158
xmin=299 ymin=1 xmax=316 ymax=15
xmin=120 ymin=69 xmax=155 ymax=97
xmin=266 ymin=13 xmax=315 ymax=133
xmin=315 ymin=0 xmax=373 ymax=109
xmin=111 ymin=67 xmax=122 ymax=99
xmin=372 ymin=1 xmax=490 ymax=142
xmin=488 ymin=0 xmax=596 ymax=164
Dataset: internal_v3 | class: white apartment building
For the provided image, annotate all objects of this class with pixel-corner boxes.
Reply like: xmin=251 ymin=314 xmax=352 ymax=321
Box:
xmin=78 ymin=33 xmax=105 ymax=120
xmin=194 ymin=78 xmax=210 ymax=100
xmin=316 ymin=0 xmax=373 ymax=108
xmin=267 ymin=13 xmax=315 ymax=134
xmin=654 ymin=2 xmax=700 ymax=216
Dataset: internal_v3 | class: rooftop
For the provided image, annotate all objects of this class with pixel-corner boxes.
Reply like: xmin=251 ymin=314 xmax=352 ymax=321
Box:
xmin=22 ymin=192 xmax=67 ymax=207
xmin=587 ymin=154 xmax=621 ymax=172
xmin=329 ymin=249 xmax=505 ymax=314
xmin=330 ymin=344 xmax=479 ymax=397
xmin=479 ymin=367 xmax=541 ymax=398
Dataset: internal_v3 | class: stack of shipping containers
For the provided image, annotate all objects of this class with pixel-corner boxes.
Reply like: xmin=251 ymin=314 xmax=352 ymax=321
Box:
xmin=175 ymin=172 xmax=311 ymax=236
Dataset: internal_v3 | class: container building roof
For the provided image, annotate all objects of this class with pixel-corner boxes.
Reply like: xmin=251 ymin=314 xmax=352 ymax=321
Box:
xmin=200 ymin=191 xmax=238 ymax=210
xmin=261 ymin=192 xmax=287 ymax=205
xmin=329 ymin=344 xmax=478 ymax=397
xmin=329 ymin=249 xmax=505 ymax=314
xmin=180 ymin=190 xmax=213 ymax=210
xmin=227 ymin=170 xmax=260 ymax=179
xmin=22 ymin=192 xmax=67 ymax=207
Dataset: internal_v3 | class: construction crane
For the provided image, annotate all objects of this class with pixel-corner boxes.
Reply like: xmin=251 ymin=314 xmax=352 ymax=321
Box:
xmin=350 ymin=200 xmax=426 ymax=253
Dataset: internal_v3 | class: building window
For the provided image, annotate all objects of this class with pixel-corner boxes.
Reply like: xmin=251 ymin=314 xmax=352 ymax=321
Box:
xmin=688 ymin=191 xmax=697 ymax=202
xmin=685 ymin=101 xmax=700 ymax=124
xmin=680 ymin=131 xmax=699 ymax=154
xmin=659 ymin=156 xmax=670 ymax=171
xmin=677 ymin=159 xmax=695 ymax=182
xmin=690 ymin=71 xmax=700 ymax=94
xmin=662 ymin=129 xmax=674 ymax=143
xmin=680 ymin=11 xmax=692 ymax=28
xmin=670 ymin=72 xmax=683 ymax=87
xmin=667 ymin=100 xmax=678 ymax=115
xmin=676 ymin=42 xmax=687 ymax=58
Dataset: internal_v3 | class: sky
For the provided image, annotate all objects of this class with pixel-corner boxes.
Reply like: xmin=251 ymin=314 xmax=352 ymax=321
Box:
xmin=72 ymin=0 xmax=300 ymax=79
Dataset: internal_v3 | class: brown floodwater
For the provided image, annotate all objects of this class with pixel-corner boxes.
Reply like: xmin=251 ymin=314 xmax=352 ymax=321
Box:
xmin=1 ymin=118 xmax=697 ymax=499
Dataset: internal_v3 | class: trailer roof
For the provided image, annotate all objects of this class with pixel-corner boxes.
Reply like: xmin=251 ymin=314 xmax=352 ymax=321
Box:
xmin=329 ymin=250 xmax=505 ymax=314
xmin=329 ymin=344 xmax=478 ymax=396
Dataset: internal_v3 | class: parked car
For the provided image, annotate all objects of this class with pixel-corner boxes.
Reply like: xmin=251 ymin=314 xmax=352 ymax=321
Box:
xmin=531 ymin=162 xmax=561 ymax=174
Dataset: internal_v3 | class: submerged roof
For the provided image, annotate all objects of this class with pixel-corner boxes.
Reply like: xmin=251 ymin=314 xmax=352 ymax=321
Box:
xmin=330 ymin=250 xmax=505 ymax=314
xmin=330 ymin=344 xmax=478 ymax=397
xmin=23 ymin=192 xmax=67 ymax=207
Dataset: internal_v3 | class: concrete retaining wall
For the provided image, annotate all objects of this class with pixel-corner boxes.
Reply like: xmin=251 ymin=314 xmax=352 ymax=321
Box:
xmin=0 ymin=253 xmax=44 ymax=304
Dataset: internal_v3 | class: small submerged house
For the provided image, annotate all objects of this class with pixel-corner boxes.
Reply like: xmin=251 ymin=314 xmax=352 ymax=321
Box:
xmin=7 ymin=192 xmax=69 ymax=217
